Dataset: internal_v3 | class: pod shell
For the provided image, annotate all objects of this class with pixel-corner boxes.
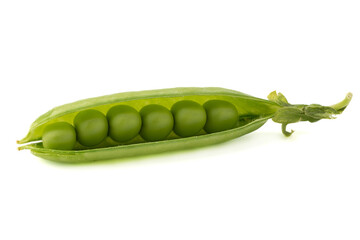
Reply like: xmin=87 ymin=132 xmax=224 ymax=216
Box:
xmin=18 ymin=87 xmax=281 ymax=163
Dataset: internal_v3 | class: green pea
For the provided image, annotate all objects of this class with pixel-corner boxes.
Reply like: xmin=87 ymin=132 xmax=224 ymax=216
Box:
xmin=107 ymin=105 xmax=142 ymax=142
xmin=74 ymin=109 xmax=108 ymax=147
xmin=139 ymin=104 xmax=174 ymax=141
xmin=203 ymin=100 xmax=238 ymax=133
xmin=42 ymin=122 xmax=76 ymax=150
xmin=171 ymin=100 xmax=206 ymax=137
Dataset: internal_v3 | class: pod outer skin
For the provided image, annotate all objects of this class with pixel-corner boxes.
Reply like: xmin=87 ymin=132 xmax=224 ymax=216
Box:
xmin=18 ymin=87 xmax=281 ymax=163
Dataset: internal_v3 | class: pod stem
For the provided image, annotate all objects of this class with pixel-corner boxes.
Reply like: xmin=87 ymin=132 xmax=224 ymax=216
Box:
xmin=330 ymin=92 xmax=353 ymax=113
xmin=268 ymin=91 xmax=353 ymax=136
xmin=281 ymin=124 xmax=294 ymax=137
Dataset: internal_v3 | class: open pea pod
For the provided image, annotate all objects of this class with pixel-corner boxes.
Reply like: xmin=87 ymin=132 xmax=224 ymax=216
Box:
xmin=17 ymin=87 xmax=352 ymax=163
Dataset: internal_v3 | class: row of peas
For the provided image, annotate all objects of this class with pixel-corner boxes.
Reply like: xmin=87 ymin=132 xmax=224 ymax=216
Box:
xmin=42 ymin=100 xmax=239 ymax=150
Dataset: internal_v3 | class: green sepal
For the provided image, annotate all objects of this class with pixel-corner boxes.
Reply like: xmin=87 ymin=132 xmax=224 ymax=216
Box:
xmin=267 ymin=91 xmax=290 ymax=106
xmin=304 ymin=104 xmax=339 ymax=120
xmin=272 ymin=107 xmax=303 ymax=124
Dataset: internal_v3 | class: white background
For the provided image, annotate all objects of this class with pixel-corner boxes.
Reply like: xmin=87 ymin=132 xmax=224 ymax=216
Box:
xmin=1 ymin=1 xmax=359 ymax=239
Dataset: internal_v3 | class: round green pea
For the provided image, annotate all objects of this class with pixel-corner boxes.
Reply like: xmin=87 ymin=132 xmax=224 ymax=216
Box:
xmin=139 ymin=104 xmax=174 ymax=141
xmin=107 ymin=105 xmax=142 ymax=142
xmin=171 ymin=100 xmax=206 ymax=137
xmin=42 ymin=122 xmax=76 ymax=150
xmin=74 ymin=109 xmax=108 ymax=147
xmin=203 ymin=100 xmax=238 ymax=133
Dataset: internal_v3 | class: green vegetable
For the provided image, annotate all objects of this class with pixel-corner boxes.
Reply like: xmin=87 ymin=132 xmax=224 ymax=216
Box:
xmin=203 ymin=100 xmax=238 ymax=133
xmin=139 ymin=104 xmax=174 ymax=141
xmin=17 ymin=87 xmax=352 ymax=163
xmin=107 ymin=105 xmax=141 ymax=142
xmin=171 ymin=100 xmax=207 ymax=137
xmin=74 ymin=109 xmax=108 ymax=147
xmin=42 ymin=122 xmax=76 ymax=150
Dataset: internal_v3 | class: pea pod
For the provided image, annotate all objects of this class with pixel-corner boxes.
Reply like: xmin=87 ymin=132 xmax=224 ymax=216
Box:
xmin=17 ymin=87 xmax=352 ymax=163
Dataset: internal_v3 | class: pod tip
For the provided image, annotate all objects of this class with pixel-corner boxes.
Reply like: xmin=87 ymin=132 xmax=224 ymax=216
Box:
xmin=347 ymin=92 xmax=353 ymax=100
